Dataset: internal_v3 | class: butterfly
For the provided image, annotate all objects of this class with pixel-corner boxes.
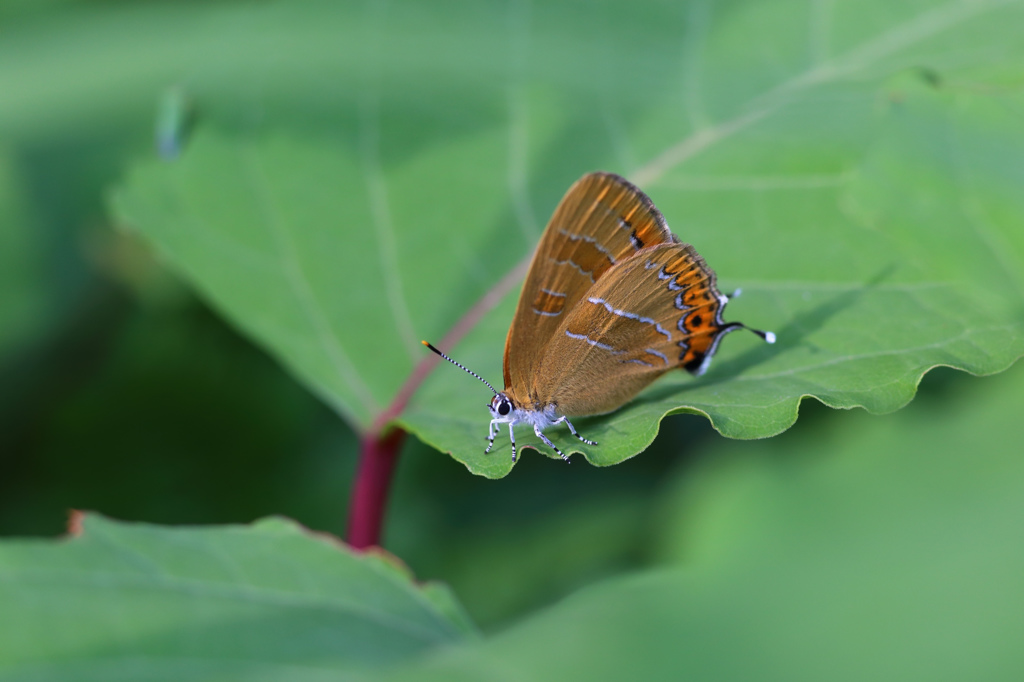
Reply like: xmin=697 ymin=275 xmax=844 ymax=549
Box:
xmin=425 ymin=172 xmax=773 ymax=463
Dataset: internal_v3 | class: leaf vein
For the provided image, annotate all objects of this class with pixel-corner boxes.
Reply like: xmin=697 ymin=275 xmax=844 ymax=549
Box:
xmin=633 ymin=0 xmax=1013 ymax=187
xmin=360 ymin=96 xmax=420 ymax=361
xmin=239 ymin=147 xmax=380 ymax=415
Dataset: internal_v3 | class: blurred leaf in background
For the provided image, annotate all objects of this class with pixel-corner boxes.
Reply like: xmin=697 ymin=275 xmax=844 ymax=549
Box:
xmin=0 ymin=514 xmax=477 ymax=680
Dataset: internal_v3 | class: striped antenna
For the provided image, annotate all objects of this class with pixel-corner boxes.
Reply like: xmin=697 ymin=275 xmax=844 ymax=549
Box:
xmin=422 ymin=341 xmax=498 ymax=396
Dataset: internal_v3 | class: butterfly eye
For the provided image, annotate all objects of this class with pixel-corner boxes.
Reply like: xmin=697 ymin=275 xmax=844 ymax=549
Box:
xmin=498 ymin=400 xmax=511 ymax=416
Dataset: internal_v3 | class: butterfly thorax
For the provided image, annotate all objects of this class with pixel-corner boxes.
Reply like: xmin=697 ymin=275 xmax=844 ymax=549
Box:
xmin=488 ymin=391 xmax=559 ymax=430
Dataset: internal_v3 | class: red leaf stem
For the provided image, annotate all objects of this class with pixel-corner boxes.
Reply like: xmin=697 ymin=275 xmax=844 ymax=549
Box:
xmin=345 ymin=254 xmax=531 ymax=548
xmin=346 ymin=427 xmax=406 ymax=549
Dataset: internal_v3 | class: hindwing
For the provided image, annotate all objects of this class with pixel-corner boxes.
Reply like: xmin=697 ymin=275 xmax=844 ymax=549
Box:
xmin=530 ymin=243 xmax=741 ymax=416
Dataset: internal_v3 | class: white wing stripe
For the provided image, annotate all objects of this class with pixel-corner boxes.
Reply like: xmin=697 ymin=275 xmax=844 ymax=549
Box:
xmin=558 ymin=229 xmax=617 ymax=264
xmin=564 ymin=330 xmax=625 ymax=354
xmin=548 ymin=257 xmax=596 ymax=283
xmin=587 ymin=297 xmax=673 ymax=342
xmin=644 ymin=348 xmax=670 ymax=366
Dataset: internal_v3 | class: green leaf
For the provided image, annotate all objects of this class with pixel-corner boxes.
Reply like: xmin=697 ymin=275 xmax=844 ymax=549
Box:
xmin=107 ymin=0 xmax=1024 ymax=477
xmin=375 ymin=365 xmax=1024 ymax=680
xmin=0 ymin=514 xmax=475 ymax=680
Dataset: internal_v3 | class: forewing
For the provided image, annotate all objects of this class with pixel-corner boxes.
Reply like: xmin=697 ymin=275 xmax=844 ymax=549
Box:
xmin=503 ymin=172 xmax=676 ymax=391
xmin=534 ymin=243 xmax=738 ymax=416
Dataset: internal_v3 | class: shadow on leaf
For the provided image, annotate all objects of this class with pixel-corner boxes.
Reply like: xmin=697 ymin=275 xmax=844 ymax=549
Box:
xmin=642 ymin=265 xmax=898 ymax=402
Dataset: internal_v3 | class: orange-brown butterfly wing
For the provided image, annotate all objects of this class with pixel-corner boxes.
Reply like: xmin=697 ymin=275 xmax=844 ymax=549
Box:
xmin=531 ymin=242 xmax=739 ymax=416
xmin=503 ymin=172 xmax=676 ymax=396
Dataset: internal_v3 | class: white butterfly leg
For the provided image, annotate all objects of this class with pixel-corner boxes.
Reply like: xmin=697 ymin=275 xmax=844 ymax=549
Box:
xmin=485 ymin=419 xmax=500 ymax=454
xmin=534 ymin=425 xmax=570 ymax=463
xmin=553 ymin=416 xmax=597 ymax=446
xmin=508 ymin=423 xmax=518 ymax=463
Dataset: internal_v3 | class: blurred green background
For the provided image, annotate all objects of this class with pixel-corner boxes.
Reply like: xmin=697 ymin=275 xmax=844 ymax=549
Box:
xmin=2 ymin=1 xmax=1023 ymax=662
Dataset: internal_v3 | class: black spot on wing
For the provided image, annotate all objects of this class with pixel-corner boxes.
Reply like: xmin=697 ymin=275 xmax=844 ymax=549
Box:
xmin=630 ymin=229 xmax=644 ymax=250
xmin=682 ymin=350 xmax=705 ymax=373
